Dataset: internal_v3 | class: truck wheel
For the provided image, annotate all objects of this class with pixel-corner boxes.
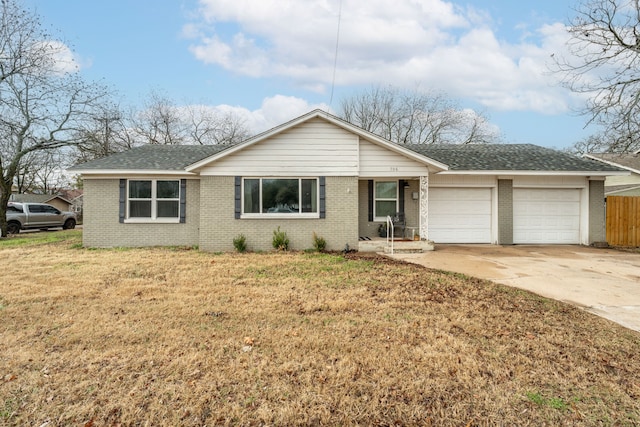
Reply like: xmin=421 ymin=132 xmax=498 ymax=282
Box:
xmin=63 ymin=219 xmax=76 ymax=230
xmin=7 ymin=222 xmax=20 ymax=235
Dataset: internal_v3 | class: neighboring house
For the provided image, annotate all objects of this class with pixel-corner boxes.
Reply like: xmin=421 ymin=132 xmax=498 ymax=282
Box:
xmin=9 ymin=193 xmax=73 ymax=212
xmin=69 ymin=110 xmax=625 ymax=252
xmin=59 ymin=189 xmax=84 ymax=214
xmin=584 ymin=153 xmax=640 ymax=196
xmin=71 ymin=194 xmax=83 ymax=215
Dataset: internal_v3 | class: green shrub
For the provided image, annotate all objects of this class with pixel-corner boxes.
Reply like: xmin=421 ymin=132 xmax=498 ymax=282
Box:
xmin=312 ymin=232 xmax=326 ymax=252
xmin=272 ymin=227 xmax=289 ymax=251
xmin=233 ymin=234 xmax=247 ymax=253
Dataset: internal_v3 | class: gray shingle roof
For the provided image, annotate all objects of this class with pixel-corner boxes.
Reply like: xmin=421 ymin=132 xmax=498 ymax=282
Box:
xmin=69 ymin=144 xmax=231 ymax=171
xmin=586 ymin=153 xmax=640 ymax=173
xmin=9 ymin=194 xmax=71 ymax=204
xmin=406 ymin=144 xmax=625 ymax=172
xmin=69 ymin=142 xmax=625 ymax=173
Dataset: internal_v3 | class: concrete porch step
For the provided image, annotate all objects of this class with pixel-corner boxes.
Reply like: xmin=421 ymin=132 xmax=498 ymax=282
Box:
xmin=359 ymin=239 xmax=435 ymax=253
xmin=383 ymin=247 xmax=426 ymax=254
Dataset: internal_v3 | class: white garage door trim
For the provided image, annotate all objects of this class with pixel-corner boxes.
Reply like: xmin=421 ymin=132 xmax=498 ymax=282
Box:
xmin=513 ymin=188 xmax=581 ymax=244
xmin=428 ymin=187 xmax=492 ymax=243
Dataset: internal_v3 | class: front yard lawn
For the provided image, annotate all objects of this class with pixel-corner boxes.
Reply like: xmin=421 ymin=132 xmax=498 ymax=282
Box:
xmin=1 ymin=231 xmax=638 ymax=425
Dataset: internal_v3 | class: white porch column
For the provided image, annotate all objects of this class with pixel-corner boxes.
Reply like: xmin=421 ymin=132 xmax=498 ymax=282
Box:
xmin=419 ymin=175 xmax=428 ymax=240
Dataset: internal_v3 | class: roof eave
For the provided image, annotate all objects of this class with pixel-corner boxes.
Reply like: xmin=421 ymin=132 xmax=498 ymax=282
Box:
xmin=69 ymin=169 xmax=198 ymax=176
xmin=436 ymin=170 xmax=629 ymax=176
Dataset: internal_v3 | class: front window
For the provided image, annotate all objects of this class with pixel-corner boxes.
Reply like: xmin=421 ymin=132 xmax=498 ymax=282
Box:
xmin=243 ymin=178 xmax=318 ymax=216
xmin=128 ymin=179 xmax=180 ymax=221
xmin=375 ymin=181 xmax=397 ymax=220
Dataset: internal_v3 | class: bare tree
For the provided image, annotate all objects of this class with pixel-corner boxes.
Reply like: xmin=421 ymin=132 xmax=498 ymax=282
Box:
xmin=555 ymin=0 xmax=640 ymax=152
xmin=74 ymin=103 xmax=137 ymax=162
xmin=132 ymin=92 xmax=188 ymax=145
xmin=0 ymin=0 xmax=108 ymax=237
xmin=131 ymin=92 xmax=251 ymax=146
xmin=13 ymin=150 xmax=40 ymax=193
xmin=339 ymin=86 xmax=500 ymax=145
xmin=32 ymin=150 xmax=74 ymax=194
xmin=186 ymin=105 xmax=250 ymax=145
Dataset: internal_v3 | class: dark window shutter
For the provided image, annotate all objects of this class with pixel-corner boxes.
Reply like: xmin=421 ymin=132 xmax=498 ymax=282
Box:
xmin=119 ymin=179 xmax=126 ymax=223
xmin=319 ymin=176 xmax=326 ymax=219
xmin=179 ymin=179 xmax=187 ymax=223
xmin=234 ymin=176 xmax=241 ymax=219
xmin=368 ymin=180 xmax=374 ymax=221
xmin=398 ymin=180 xmax=405 ymax=214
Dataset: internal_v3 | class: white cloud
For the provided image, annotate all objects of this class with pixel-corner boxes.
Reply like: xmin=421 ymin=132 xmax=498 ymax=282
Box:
xmin=197 ymin=95 xmax=329 ymax=134
xmin=185 ymin=0 xmax=577 ymax=114
xmin=34 ymin=40 xmax=85 ymax=75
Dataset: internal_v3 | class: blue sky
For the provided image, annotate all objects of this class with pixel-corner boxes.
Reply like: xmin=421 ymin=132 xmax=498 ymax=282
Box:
xmin=25 ymin=0 xmax=593 ymax=149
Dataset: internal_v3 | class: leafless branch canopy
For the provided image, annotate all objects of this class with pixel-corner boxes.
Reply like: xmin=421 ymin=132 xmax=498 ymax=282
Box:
xmin=0 ymin=0 xmax=109 ymax=236
xmin=556 ymin=0 xmax=640 ymax=152
xmin=339 ymin=86 xmax=500 ymax=145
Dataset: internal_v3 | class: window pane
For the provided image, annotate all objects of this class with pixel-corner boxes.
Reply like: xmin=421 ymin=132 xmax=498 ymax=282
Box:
xmin=157 ymin=180 xmax=179 ymax=199
xmin=129 ymin=180 xmax=151 ymax=198
xmin=157 ymin=200 xmax=179 ymax=218
xmin=243 ymin=179 xmax=260 ymax=213
xmin=263 ymin=179 xmax=299 ymax=213
xmin=375 ymin=181 xmax=397 ymax=199
xmin=376 ymin=200 xmax=396 ymax=218
xmin=129 ymin=200 xmax=151 ymax=217
xmin=301 ymin=179 xmax=317 ymax=213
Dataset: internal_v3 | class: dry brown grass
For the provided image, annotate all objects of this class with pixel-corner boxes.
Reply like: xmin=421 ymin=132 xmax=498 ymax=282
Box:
xmin=1 ymin=231 xmax=639 ymax=426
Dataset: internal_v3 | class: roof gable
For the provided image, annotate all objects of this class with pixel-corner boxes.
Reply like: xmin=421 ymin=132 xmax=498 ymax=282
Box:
xmin=186 ymin=110 xmax=449 ymax=173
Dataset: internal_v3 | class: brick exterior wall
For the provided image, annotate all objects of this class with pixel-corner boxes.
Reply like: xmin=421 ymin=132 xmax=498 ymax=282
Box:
xmin=589 ymin=180 xmax=606 ymax=244
xmin=199 ymin=176 xmax=360 ymax=252
xmin=82 ymin=179 xmax=200 ymax=248
xmin=497 ymin=179 xmax=513 ymax=245
xmin=357 ymin=180 xmax=372 ymax=238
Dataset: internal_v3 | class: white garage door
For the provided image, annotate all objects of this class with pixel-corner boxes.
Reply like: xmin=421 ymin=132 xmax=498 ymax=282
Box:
xmin=513 ymin=189 xmax=581 ymax=244
xmin=428 ymin=188 xmax=492 ymax=243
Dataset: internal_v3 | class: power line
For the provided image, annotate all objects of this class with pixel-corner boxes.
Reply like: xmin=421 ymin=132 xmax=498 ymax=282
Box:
xmin=328 ymin=0 xmax=343 ymax=112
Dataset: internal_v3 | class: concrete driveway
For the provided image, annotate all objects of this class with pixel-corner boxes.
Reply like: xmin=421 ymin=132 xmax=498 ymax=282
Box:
xmin=391 ymin=245 xmax=640 ymax=333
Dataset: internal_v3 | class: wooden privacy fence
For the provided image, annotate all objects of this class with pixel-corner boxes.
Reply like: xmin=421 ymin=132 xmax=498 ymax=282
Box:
xmin=606 ymin=196 xmax=640 ymax=247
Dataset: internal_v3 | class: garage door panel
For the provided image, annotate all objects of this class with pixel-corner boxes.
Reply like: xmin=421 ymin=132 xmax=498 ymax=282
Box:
xmin=513 ymin=189 xmax=580 ymax=244
xmin=429 ymin=188 xmax=492 ymax=243
xmin=430 ymin=200 xmax=491 ymax=215
xmin=517 ymin=189 xmax=580 ymax=202
xmin=515 ymin=202 xmax=580 ymax=217
xmin=431 ymin=228 xmax=491 ymax=242
xmin=430 ymin=214 xmax=491 ymax=228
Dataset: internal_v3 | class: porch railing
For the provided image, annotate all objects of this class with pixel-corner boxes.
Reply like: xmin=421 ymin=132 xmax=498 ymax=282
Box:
xmin=386 ymin=215 xmax=395 ymax=254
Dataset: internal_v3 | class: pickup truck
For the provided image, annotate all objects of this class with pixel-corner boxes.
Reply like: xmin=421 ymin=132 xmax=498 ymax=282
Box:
xmin=6 ymin=202 xmax=77 ymax=234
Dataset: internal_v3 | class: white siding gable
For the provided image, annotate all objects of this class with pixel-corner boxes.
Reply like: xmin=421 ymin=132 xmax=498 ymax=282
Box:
xmin=199 ymin=117 xmax=359 ymax=176
xmin=359 ymin=139 xmax=430 ymax=177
